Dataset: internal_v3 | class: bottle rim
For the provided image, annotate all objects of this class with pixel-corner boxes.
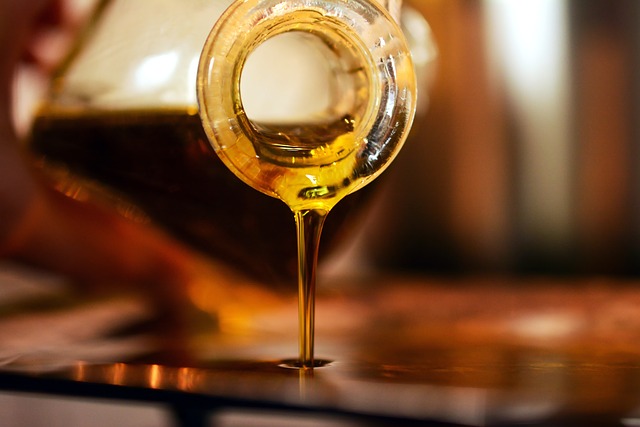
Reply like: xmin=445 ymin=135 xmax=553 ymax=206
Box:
xmin=197 ymin=0 xmax=417 ymax=196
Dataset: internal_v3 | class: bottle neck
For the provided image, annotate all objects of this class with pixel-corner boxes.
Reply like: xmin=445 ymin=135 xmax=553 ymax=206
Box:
xmin=197 ymin=0 xmax=417 ymax=204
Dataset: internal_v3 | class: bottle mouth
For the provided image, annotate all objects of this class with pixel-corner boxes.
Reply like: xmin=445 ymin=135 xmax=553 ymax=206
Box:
xmin=197 ymin=0 xmax=417 ymax=190
xmin=199 ymin=5 xmax=380 ymax=168
xmin=237 ymin=23 xmax=378 ymax=168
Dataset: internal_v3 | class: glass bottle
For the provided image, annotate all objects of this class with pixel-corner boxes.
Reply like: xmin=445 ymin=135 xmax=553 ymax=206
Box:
xmin=29 ymin=0 xmax=436 ymax=285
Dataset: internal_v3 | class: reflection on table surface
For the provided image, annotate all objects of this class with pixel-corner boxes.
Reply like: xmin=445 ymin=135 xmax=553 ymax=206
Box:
xmin=2 ymin=262 xmax=640 ymax=426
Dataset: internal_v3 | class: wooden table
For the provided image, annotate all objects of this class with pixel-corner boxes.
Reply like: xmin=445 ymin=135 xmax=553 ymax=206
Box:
xmin=1 ymin=263 xmax=640 ymax=426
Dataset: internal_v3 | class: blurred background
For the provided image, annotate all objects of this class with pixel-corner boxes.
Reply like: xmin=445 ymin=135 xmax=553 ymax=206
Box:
xmin=361 ymin=0 xmax=640 ymax=279
xmin=5 ymin=1 xmax=640 ymax=425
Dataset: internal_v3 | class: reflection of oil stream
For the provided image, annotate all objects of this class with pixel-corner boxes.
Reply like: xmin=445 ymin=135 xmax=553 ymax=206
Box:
xmin=299 ymin=366 xmax=310 ymax=401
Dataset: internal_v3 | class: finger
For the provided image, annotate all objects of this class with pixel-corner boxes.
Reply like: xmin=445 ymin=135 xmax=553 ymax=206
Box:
xmin=22 ymin=0 xmax=86 ymax=70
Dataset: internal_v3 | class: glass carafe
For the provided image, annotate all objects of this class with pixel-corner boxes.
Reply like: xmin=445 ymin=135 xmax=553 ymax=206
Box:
xmin=28 ymin=0 xmax=436 ymax=285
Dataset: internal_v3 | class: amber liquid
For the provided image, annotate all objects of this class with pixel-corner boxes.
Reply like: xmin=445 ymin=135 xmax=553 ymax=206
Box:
xmin=224 ymin=111 xmax=376 ymax=368
xmin=28 ymin=108 xmax=375 ymax=286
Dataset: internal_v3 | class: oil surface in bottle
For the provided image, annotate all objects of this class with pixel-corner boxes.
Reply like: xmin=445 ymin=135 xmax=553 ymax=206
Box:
xmin=225 ymin=112 xmax=361 ymax=212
